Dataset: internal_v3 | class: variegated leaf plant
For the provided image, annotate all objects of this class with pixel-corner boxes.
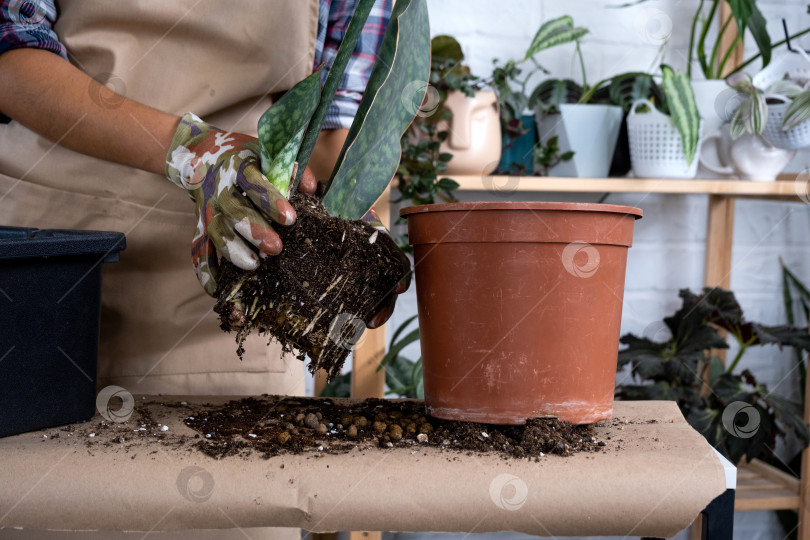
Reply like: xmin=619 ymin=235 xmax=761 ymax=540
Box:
xmin=256 ymin=0 xmax=430 ymax=224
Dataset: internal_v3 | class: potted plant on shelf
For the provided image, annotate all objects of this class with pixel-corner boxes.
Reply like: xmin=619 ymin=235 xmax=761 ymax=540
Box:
xmin=604 ymin=72 xmax=665 ymax=176
xmin=213 ymin=0 xmax=429 ymax=381
xmin=487 ymin=15 xmax=618 ymax=178
xmin=680 ymin=0 xmax=810 ymax=179
xmin=685 ymin=0 xmax=777 ymax=137
xmin=726 ymin=58 xmax=810 ymax=150
xmin=616 ymin=288 xmax=810 ymax=464
xmin=696 ymin=71 xmax=798 ymax=180
xmin=626 ymin=65 xmax=703 ymax=178
xmin=527 ymin=17 xmax=624 ymax=178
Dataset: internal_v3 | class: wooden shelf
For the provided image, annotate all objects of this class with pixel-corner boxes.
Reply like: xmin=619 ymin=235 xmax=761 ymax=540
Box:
xmin=736 ymin=459 xmax=800 ymax=512
xmin=450 ymin=175 xmax=807 ymax=200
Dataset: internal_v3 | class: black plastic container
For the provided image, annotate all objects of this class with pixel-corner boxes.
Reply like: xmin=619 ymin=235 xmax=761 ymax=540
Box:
xmin=0 ymin=226 xmax=126 ymax=437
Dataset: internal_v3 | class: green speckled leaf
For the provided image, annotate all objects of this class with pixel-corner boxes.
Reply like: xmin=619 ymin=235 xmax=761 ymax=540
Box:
xmin=264 ymin=127 xmax=305 ymax=196
xmin=257 ymin=68 xmax=321 ymax=196
xmin=524 ymin=15 xmax=588 ymax=61
xmin=661 ymin=65 xmax=700 ymax=165
xmin=322 ymin=0 xmax=430 ymax=219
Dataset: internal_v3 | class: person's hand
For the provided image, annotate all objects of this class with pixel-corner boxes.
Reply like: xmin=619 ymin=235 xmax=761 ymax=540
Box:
xmin=361 ymin=208 xmax=411 ymax=329
xmin=165 ymin=113 xmax=317 ymax=296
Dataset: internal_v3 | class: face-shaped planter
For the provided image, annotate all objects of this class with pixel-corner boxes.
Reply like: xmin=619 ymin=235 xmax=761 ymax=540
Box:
xmin=437 ymin=90 xmax=502 ymax=176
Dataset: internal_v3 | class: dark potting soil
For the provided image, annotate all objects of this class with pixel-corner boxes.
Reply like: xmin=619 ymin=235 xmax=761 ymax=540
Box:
xmin=214 ymin=193 xmax=405 ymax=380
xmin=184 ymin=396 xmax=601 ymax=460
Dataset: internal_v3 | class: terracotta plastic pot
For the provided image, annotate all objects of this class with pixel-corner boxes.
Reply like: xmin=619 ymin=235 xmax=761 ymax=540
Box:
xmin=401 ymin=202 xmax=642 ymax=425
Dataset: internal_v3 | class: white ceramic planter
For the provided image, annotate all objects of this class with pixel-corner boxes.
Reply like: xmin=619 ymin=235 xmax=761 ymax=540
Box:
xmin=700 ymin=128 xmax=795 ymax=181
xmin=627 ymin=99 xmax=702 ymax=179
xmin=535 ymin=104 xmax=623 ymax=178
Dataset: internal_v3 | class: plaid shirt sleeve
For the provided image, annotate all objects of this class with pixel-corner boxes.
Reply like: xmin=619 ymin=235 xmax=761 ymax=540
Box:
xmin=314 ymin=0 xmax=391 ymax=130
xmin=0 ymin=0 xmax=67 ymax=59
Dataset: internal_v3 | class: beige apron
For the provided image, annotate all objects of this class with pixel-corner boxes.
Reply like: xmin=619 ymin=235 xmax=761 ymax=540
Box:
xmin=0 ymin=0 xmax=319 ymax=396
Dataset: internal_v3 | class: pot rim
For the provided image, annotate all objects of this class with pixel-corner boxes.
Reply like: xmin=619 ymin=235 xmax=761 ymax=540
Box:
xmin=400 ymin=201 xmax=643 ymax=219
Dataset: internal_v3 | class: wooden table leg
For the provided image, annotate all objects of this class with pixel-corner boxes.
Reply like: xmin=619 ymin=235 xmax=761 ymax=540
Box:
xmin=314 ymin=369 xmax=329 ymax=397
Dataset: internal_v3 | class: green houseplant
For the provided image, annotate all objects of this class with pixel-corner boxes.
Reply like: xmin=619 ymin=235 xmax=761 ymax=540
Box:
xmin=396 ymin=35 xmax=474 ymax=208
xmin=617 ymin=287 xmax=810 ymax=463
xmin=214 ymin=0 xmax=430 ymax=380
xmin=682 ymin=0 xmax=810 ymax=148
xmin=524 ymin=16 xmax=624 ymax=177
xmin=625 ymin=65 xmax=702 ymax=178
xmin=726 ymin=69 xmax=810 ymax=150
xmin=422 ymin=35 xmax=501 ymax=176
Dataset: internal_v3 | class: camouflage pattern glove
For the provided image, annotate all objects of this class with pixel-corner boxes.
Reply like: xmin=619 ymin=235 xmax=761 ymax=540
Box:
xmin=165 ymin=113 xmax=297 ymax=296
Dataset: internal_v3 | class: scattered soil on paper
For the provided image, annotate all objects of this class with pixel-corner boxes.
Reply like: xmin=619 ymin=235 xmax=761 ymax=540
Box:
xmin=183 ymin=396 xmax=602 ymax=460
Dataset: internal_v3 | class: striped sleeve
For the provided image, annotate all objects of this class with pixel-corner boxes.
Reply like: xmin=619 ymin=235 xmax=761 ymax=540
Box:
xmin=314 ymin=0 xmax=392 ymax=130
xmin=0 ymin=0 xmax=67 ymax=59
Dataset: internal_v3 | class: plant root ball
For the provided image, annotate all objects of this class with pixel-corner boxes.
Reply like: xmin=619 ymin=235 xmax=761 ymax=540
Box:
xmin=214 ymin=193 xmax=406 ymax=381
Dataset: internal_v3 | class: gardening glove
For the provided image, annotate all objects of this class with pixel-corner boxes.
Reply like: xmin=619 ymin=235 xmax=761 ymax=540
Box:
xmin=361 ymin=207 xmax=411 ymax=329
xmin=165 ymin=113 xmax=317 ymax=296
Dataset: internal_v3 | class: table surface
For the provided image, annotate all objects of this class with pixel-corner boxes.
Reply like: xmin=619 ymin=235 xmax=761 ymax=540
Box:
xmin=0 ymin=397 xmax=727 ymax=537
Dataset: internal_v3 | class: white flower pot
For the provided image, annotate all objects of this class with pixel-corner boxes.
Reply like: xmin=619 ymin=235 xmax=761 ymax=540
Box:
xmin=627 ymin=99 xmax=702 ymax=179
xmin=535 ymin=104 xmax=623 ymax=178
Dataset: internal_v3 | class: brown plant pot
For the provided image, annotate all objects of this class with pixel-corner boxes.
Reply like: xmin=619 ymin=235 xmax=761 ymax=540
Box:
xmin=401 ymin=202 xmax=643 ymax=425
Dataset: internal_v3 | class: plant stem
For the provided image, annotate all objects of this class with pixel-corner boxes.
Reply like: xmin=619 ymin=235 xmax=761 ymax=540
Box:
xmin=697 ymin=0 xmax=719 ymax=79
xmin=727 ymin=344 xmax=747 ymax=374
xmin=710 ymin=14 xmax=734 ymax=79
xmin=728 ymin=27 xmax=810 ymax=76
xmin=716 ymin=35 xmax=742 ymax=79
xmin=687 ymin=0 xmax=705 ymax=77
xmin=576 ymin=40 xmax=587 ymax=89
xmin=727 ymin=335 xmax=758 ymax=374
xmin=578 ymin=76 xmax=611 ymax=104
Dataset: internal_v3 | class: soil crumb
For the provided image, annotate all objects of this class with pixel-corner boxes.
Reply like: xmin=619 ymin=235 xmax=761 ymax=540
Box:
xmin=214 ymin=193 xmax=405 ymax=380
xmin=184 ymin=396 xmax=600 ymax=460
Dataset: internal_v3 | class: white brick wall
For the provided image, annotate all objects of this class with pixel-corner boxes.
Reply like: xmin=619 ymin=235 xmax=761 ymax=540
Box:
xmin=381 ymin=2 xmax=810 ymax=538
